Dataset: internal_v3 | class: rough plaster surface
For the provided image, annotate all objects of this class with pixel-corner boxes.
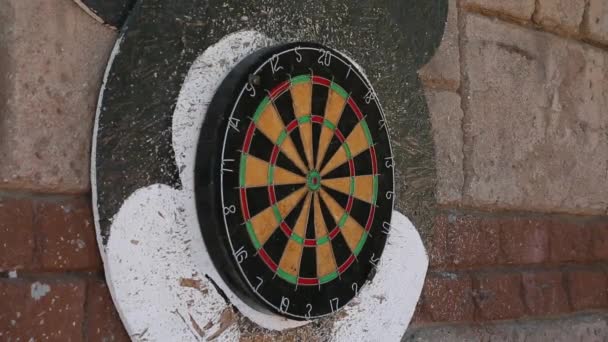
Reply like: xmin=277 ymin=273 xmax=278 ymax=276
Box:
xmin=419 ymin=0 xmax=460 ymax=90
xmin=426 ymin=90 xmax=464 ymax=204
xmin=585 ymin=0 xmax=608 ymax=45
xmin=461 ymin=14 xmax=608 ymax=214
xmin=404 ymin=312 xmax=608 ymax=341
xmin=0 ymin=0 xmax=116 ymax=193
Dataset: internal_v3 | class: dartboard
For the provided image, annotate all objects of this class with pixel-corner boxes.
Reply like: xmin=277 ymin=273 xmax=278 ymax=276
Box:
xmin=195 ymin=42 xmax=394 ymax=320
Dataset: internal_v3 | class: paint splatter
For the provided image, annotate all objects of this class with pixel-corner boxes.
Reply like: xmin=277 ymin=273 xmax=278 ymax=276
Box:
xmin=30 ymin=282 xmax=51 ymax=301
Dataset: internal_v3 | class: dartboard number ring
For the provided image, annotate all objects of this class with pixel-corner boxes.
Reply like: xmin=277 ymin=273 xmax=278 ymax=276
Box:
xmin=195 ymin=42 xmax=394 ymax=320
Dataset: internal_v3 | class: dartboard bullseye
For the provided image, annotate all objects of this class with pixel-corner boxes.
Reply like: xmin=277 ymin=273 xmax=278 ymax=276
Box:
xmin=195 ymin=42 xmax=394 ymax=320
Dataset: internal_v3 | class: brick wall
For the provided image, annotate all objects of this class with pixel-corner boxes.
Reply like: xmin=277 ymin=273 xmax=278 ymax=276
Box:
xmin=1 ymin=0 xmax=608 ymax=341
xmin=411 ymin=0 xmax=608 ymax=339
xmin=0 ymin=1 xmax=127 ymax=340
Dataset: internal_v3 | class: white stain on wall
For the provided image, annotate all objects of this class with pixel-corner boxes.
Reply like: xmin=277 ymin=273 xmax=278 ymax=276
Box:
xmin=30 ymin=282 xmax=51 ymax=301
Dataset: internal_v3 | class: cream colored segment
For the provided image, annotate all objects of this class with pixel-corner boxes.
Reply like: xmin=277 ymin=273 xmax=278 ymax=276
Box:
xmin=315 ymin=89 xmax=347 ymax=169
xmin=313 ymin=192 xmax=330 ymax=239
xmin=320 ymin=176 xmax=350 ymax=199
xmin=250 ymin=187 xmax=307 ymax=246
xmin=320 ymin=122 xmax=369 ymax=176
xmin=279 ymin=240 xmax=304 ymax=277
xmin=281 ymin=137 xmax=309 ymax=174
xmin=320 ymin=146 xmax=347 ymax=177
xmin=321 ymin=175 xmax=375 ymax=203
xmin=291 ymin=82 xmax=314 ymax=169
xmin=273 ymin=162 xmax=307 ymax=186
xmin=299 ymin=122 xmax=314 ymax=169
xmin=313 ymin=193 xmax=337 ymax=277
xmin=293 ymin=192 xmax=312 ymax=238
xmin=319 ymin=189 xmax=365 ymax=253
xmin=317 ymin=242 xmax=337 ymax=277
xmin=315 ymin=127 xmax=334 ymax=170
xmin=290 ymin=82 xmax=312 ymax=117
xmin=325 ymin=89 xmax=347 ymax=124
xmin=256 ymin=103 xmax=308 ymax=173
xmin=340 ymin=216 xmax=366 ymax=253
xmin=244 ymin=155 xmax=305 ymax=187
xmin=278 ymin=193 xmax=312 ymax=276
xmin=256 ymin=104 xmax=284 ymax=143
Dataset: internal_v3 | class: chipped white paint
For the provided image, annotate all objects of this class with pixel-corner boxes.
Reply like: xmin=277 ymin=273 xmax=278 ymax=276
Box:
xmin=30 ymin=282 xmax=51 ymax=301
xmin=105 ymin=185 xmax=239 ymax=341
xmin=92 ymin=30 xmax=428 ymax=342
xmin=331 ymin=212 xmax=428 ymax=341
xmin=172 ymin=31 xmax=308 ymax=331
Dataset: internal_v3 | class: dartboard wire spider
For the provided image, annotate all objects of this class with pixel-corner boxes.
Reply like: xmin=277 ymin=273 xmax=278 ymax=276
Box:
xmin=235 ymin=68 xmax=381 ymax=293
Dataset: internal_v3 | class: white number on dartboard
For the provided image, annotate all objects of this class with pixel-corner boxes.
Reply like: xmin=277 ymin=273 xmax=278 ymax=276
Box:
xmin=255 ymin=276 xmax=263 ymax=292
xmin=279 ymin=297 xmax=290 ymax=313
xmin=228 ymin=117 xmax=240 ymax=132
xmin=385 ymin=156 xmax=395 ymax=169
xmin=294 ymin=47 xmax=302 ymax=63
xmin=385 ymin=191 xmax=394 ymax=200
xmin=370 ymin=253 xmax=380 ymax=268
xmin=345 ymin=64 xmax=352 ymax=79
xmin=221 ymin=158 xmax=234 ymax=174
xmin=351 ymin=283 xmax=358 ymax=296
xmin=382 ymin=221 xmax=392 ymax=234
xmin=317 ymin=50 xmax=331 ymax=66
xmin=223 ymin=205 xmax=236 ymax=216
xmin=305 ymin=304 xmax=312 ymax=319
xmin=234 ymin=246 xmax=248 ymax=264
xmin=330 ymin=297 xmax=339 ymax=312
xmin=364 ymin=89 xmax=375 ymax=104
xmin=245 ymin=82 xmax=256 ymax=97
xmin=270 ymin=55 xmax=283 ymax=74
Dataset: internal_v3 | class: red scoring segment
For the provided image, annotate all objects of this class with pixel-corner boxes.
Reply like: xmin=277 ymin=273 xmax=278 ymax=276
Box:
xmin=297 ymin=277 xmax=319 ymax=286
xmin=238 ymin=75 xmax=380 ymax=285
xmin=269 ymin=80 xmax=290 ymax=99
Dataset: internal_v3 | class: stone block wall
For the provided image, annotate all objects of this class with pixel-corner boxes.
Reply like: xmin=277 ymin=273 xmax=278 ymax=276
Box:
xmin=1 ymin=0 xmax=607 ymax=340
xmin=412 ymin=0 xmax=608 ymax=339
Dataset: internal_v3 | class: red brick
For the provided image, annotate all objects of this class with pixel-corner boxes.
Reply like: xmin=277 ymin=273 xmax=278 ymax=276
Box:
xmin=0 ymin=278 xmax=86 ymax=341
xmin=567 ymin=269 xmax=608 ymax=310
xmin=550 ymin=221 xmax=592 ymax=263
xmin=429 ymin=215 xmax=449 ymax=268
xmin=411 ymin=298 xmax=432 ymax=325
xmin=447 ymin=215 xmax=500 ymax=267
xmin=423 ymin=272 xmax=474 ymax=322
xmin=500 ymin=217 xmax=548 ymax=265
xmin=591 ymin=222 xmax=608 ymax=261
xmin=473 ymin=272 xmax=525 ymax=320
xmin=86 ymin=281 xmax=129 ymax=342
xmin=0 ymin=198 xmax=35 ymax=271
xmin=522 ymin=270 xmax=569 ymax=316
xmin=36 ymin=197 xmax=101 ymax=271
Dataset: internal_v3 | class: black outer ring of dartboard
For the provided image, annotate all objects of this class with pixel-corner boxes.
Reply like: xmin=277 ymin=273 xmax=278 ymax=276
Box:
xmin=194 ymin=45 xmax=275 ymax=314
xmin=194 ymin=42 xmax=395 ymax=320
